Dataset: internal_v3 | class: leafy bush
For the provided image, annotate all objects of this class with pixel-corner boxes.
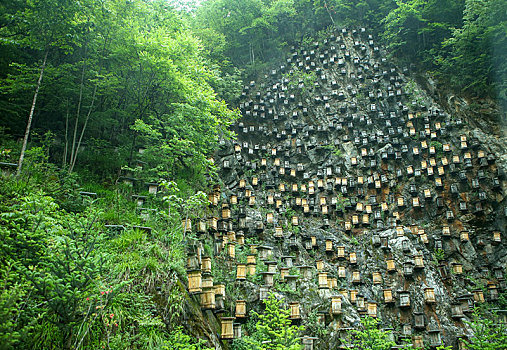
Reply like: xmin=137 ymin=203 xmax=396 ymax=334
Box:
xmin=0 ymin=149 xmax=205 ymax=349
xmin=345 ymin=316 xmax=395 ymax=350
xmin=235 ymin=293 xmax=304 ymax=350
xmin=464 ymin=308 xmax=507 ymax=350
xmin=164 ymin=327 xmax=213 ymax=350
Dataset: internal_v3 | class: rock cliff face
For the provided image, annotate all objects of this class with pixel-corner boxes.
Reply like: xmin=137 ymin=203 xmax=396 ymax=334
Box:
xmin=185 ymin=28 xmax=506 ymax=349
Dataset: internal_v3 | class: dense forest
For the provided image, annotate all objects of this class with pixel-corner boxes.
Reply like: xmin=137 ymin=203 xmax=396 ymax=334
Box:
xmin=0 ymin=0 xmax=506 ymax=349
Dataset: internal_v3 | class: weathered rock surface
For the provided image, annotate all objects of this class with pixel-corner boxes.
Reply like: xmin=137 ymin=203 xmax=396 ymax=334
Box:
xmin=185 ymin=28 xmax=506 ymax=349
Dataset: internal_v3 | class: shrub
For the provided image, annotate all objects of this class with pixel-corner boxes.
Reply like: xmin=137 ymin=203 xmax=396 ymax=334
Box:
xmin=236 ymin=293 xmax=304 ymax=350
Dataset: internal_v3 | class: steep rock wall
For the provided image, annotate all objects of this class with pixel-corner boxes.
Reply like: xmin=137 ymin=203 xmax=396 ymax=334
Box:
xmin=186 ymin=27 xmax=507 ymax=349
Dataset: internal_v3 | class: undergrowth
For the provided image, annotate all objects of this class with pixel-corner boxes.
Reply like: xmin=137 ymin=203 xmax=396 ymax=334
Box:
xmin=0 ymin=153 xmax=208 ymax=349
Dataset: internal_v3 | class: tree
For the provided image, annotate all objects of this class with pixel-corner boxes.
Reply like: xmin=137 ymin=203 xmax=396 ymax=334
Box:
xmin=382 ymin=0 xmax=427 ymax=59
xmin=1 ymin=0 xmax=239 ymax=184
xmin=0 ymin=0 xmax=82 ymax=176
xmin=382 ymin=0 xmax=465 ymax=64
xmin=237 ymin=293 xmax=304 ymax=350
xmin=463 ymin=308 xmax=507 ymax=350
xmin=193 ymin=0 xmax=265 ymax=67
xmin=437 ymin=0 xmax=506 ymax=104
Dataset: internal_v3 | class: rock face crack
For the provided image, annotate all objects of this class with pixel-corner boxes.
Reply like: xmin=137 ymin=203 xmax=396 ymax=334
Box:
xmin=187 ymin=28 xmax=506 ymax=349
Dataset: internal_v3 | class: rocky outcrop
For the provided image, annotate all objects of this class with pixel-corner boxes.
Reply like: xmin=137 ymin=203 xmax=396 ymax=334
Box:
xmin=186 ymin=27 xmax=506 ymax=349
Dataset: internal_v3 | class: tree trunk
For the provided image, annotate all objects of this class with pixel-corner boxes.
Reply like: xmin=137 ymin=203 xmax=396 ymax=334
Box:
xmin=16 ymin=50 xmax=48 ymax=177
xmin=63 ymin=102 xmax=69 ymax=166
xmin=251 ymin=43 xmax=255 ymax=65
xmin=68 ymin=30 xmax=111 ymax=173
xmin=69 ymin=84 xmax=97 ymax=173
xmin=323 ymin=0 xmax=336 ymax=26
xmin=69 ymin=45 xmax=88 ymax=171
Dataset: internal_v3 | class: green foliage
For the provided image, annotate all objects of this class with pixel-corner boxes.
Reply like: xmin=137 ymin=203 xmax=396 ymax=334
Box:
xmin=433 ymin=248 xmax=445 ymax=263
xmin=379 ymin=0 xmax=505 ymax=108
xmin=232 ymin=338 xmax=254 ymax=350
xmin=235 ymin=245 xmax=249 ymax=264
xmin=285 ymin=207 xmax=297 ymax=220
xmin=405 ymin=78 xmax=426 ymax=106
xmin=274 ymin=280 xmax=302 ymax=297
xmin=285 ymin=69 xmax=317 ymax=96
xmin=0 ymin=185 xmax=106 ymax=349
xmin=345 ymin=316 xmax=396 ymax=350
xmin=381 ymin=0 xmax=464 ymax=64
xmin=0 ymin=0 xmax=239 ymax=187
xmin=0 ymin=263 xmax=32 ymax=349
xmin=322 ymin=143 xmax=344 ymax=158
xmin=349 ymin=236 xmax=359 ymax=246
xmin=335 ymin=193 xmax=345 ymax=211
xmin=463 ymin=308 xmax=507 ymax=350
xmin=437 ymin=0 xmax=506 ymax=107
xmin=239 ymin=293 xmax=304 ymax=350
xmin=436 ymin=346 xmax=453 ymax=350
xmin=497 ymin=287 xmax=507 ymax=309
xmin=164 ymin=327 xmax=213 ymax=350
xmin=303 ymin=309 xmax=328 ymax=338
xmin=0 ymin=151 xmax=204 ymax=349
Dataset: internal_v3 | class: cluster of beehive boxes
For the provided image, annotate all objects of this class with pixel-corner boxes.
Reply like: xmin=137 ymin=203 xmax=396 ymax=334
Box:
xmin=186 ymin=28 xmax=506 ymax=348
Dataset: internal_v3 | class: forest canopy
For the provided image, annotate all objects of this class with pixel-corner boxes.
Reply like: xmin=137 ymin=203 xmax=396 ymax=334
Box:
xmin=0 ymin=0 xmax=240 ymax=186
xmin=190 ymin=0 xmax=505 ymax=107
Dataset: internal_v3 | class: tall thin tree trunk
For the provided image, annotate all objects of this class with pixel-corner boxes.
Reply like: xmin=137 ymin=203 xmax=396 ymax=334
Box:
xmin=68 ymin=30 xmax=110 ymax=173
xmin=250 ymin=42 xmax=255 ymax=65
xmin=63 ymin=101 xmax=69 ymax=166
xmin=69 ymin=45 xmax=88 ymax=170
xmin=323 ymin=0 xmax=335 ymax=26
xmin=128 ymin=132 xmax=137 ymax=166
xmin=69 ymin=84 xmax=97 ymax=172
xmin=16 ymin=50 xmax=48 ymax=177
